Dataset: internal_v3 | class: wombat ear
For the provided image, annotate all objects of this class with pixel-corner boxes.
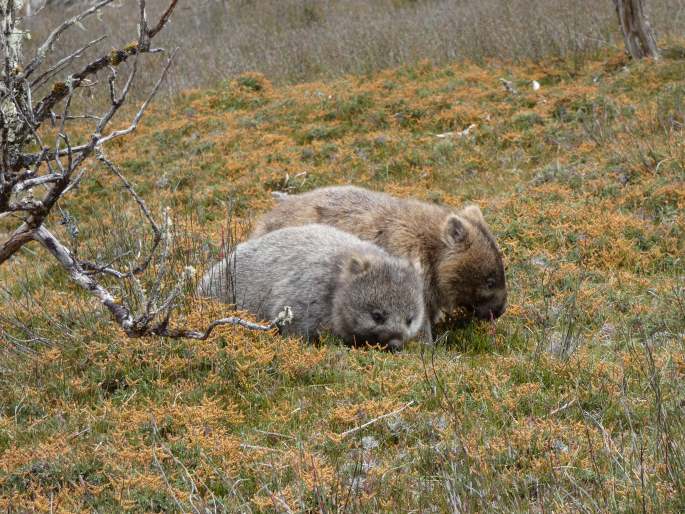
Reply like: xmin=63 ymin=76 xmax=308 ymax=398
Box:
xmin=347 ymin=254 xmax=371 ymax=276
xmin=461 ymin=205 xmax=485 ymax=225
xmin=443 ymin=215 xmax=470 ymax=247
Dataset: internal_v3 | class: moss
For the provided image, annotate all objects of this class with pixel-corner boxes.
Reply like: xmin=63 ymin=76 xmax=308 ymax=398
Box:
xmin=109 ymin=48 xmax=127 ymax=66
xmin=51 ymin=81 xmax=68 ymax=95
xmin=124 ymin=41 xmax=139 ymax=55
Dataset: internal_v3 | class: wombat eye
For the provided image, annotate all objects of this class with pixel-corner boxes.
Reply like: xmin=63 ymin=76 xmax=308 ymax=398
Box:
xmin=486 ymin=277 xmax=496 ymax=289
xmin=405 ymin=316 xmax=413 ymax=326
xmin=371 ymin=310 xmax=386 ymax=324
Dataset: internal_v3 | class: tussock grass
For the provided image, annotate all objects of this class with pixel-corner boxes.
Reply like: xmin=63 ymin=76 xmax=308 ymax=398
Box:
xmin=22 ymin=0 xmax=685 ymax=96
xmin=1 ymin=49 xmax=685 ymax=511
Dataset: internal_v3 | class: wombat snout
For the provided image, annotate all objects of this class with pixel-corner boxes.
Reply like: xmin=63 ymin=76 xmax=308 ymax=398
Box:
xmin=386 ymin=338 xmax=404 ymax=352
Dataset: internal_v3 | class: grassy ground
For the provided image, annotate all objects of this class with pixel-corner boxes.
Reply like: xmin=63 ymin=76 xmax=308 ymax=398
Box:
xmin=1 ymin=49 xmax=684 ymax=512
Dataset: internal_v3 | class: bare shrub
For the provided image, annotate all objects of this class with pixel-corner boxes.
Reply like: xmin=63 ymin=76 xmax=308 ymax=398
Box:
xmin=0 ymin=0 xmax=282 ymax=347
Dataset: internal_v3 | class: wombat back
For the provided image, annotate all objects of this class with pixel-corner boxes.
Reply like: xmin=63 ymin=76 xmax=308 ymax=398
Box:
xmin=251 ymin=186 xmax=507 ymax=328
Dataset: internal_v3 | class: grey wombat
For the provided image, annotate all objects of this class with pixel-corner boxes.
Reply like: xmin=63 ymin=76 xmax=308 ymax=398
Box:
xmin=199 ymin=224 xmax=425 ymax=351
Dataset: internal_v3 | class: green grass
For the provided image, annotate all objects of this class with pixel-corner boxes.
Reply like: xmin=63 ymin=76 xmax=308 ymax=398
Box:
xmin=1 ymin=48 xmax=685 ymax=512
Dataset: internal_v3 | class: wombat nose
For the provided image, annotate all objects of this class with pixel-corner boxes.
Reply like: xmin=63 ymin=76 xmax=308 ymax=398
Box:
xmin=475 ymin=302 xmax=505 ymax=320
xmin=386 ymin=339 xmax=404 ymax=352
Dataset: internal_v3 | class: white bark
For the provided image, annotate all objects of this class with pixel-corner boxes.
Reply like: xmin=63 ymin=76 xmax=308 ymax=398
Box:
xmin=1 ymin=0 xmax=25 ymax=153
xmin=33 ymin=225 xmax=137 ymax=331
xmin=1 ymin=0 xmax=24 ymax=70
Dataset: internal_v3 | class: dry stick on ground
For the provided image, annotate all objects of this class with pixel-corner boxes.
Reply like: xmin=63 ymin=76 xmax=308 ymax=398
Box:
xmin=338 ymin=400 xmax=416 ymax=439
xmin=547 ymin=398 xmax=578 ymax=417
xmin=0 ymin=0 xmax=278 ymax=342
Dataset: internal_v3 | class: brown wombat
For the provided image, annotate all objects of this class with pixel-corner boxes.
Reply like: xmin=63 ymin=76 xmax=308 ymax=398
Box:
xmin=252 ymin=186 xmax=507 ymax=340
xmin=198 ymin=224 xmax=425 ymax=351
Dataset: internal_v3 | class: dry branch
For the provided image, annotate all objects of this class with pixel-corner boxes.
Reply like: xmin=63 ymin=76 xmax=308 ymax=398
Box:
xmin=30 ymin=35 xmax=106 ymax=89
xmin=33 ymin=224 xmax=284 ymax=339
xmin=22 ymin=0 xmax=115 ymax=78
xmin=33 ymin=225 xmax=136 ymax=331
xmin=1 ymin=0 xmax=275 ymax=346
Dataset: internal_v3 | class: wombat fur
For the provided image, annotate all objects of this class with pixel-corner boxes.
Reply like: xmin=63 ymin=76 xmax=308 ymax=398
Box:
xmin=252 ymin=186 xmax=507 ymax=340
xmin=198 ymin=224 xmax=425 ymax=351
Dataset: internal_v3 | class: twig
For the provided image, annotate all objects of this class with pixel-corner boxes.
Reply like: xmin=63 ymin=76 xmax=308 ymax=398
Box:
xmin=254 ymin=429 xmax=296 ymax=440
xmin=33 ymin=225 xmax=136 ymax=331
xmin=156 ymin=316 xmax=278 ymax=340
xmin=240 ymin=443 xmax=285 ymax=453
xmin=68 ymin=426 xmax=91 ymax=441
xmin=159 ymin=443 xmax=202 ymax=514
xmin=147 ymin=0 xmax=178 ymax=39
xmin=548 ymin=398 xmax=577 ymax=417
xmin=338 ymin=400 xmax=416 ymax=439
xmin=96 ymin=148 xmax=160 ymax=275
xmin=13 ymin=174 xmax=61 ymax=193
xmin=32 ymin=225 xmax=285 ymax=339
xmin=96 ymin=48 xmax=177 ymax=145
xmin=30 ymin=35 xmax=107 ymax=90
xmin=22 ymin=46 xmax=176 ymax=167
xmin=31 ymin=0 xmax=174 ymax=124
xmin=152 ymin=443 xmax=185 ymax=512
xmin=22 ymin=0 xmax=115 ymax=79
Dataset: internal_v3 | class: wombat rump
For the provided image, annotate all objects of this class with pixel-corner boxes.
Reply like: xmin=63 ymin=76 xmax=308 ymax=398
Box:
xmin=252 ymin=186 xmax=507 ymax=340
xmin=198 ymin=224 xmax=425 ymax=351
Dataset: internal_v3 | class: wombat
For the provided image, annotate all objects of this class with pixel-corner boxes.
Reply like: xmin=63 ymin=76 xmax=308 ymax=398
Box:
xmin=198 ymin=224 xmax=425 ymax=351
xmin=252 ymin=186 xmax=507 ymax=340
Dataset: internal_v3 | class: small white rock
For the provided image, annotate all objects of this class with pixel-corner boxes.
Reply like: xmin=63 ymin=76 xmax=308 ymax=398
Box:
xmin=459 ymin=123 xmax=477 ymax=138
xmin=530 ymin=256 xmax=550 ymax=269
xmin=361 ymin=435 xmax=379 ymax=450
